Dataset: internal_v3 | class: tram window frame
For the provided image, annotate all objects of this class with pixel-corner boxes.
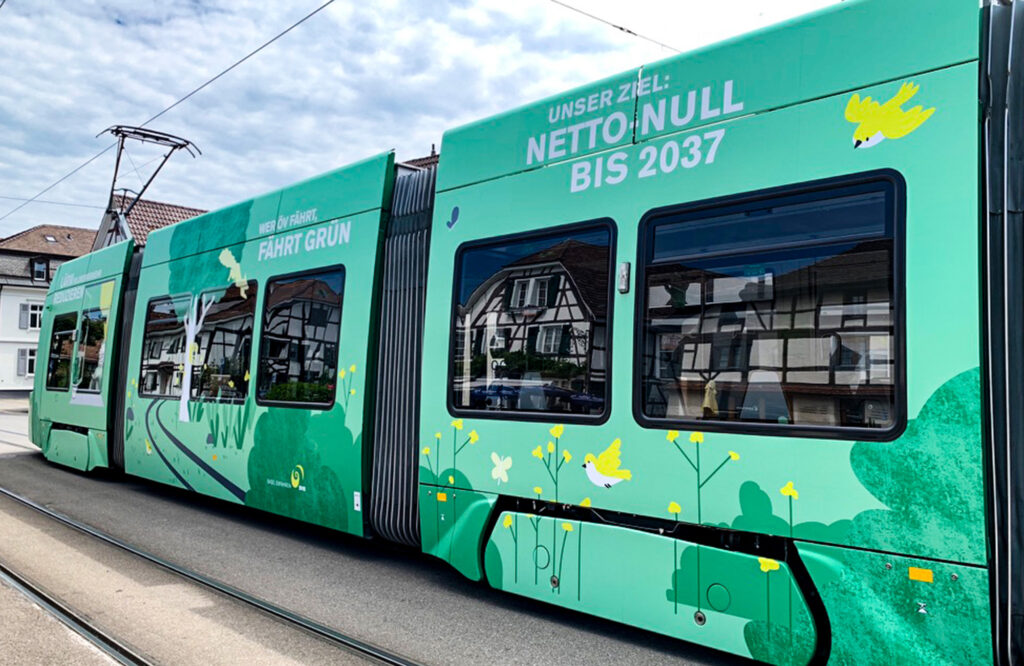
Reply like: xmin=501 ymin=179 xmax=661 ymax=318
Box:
xmin=191 ymin=280 xmax=258 ymax=404
xmin=138 ymin=294 xmax=192 ymax=399
xmin=45 ymin=311 xmax=79 ymax=392
xmin=255 ymin=265 xmax=345 ymax=410
xmin=632 ymin=170 xmax=906 ymax=442
xmin=75 ymin=306 xmax=109 ymax=394
xmin=446 ymin=218 xmax=617 ymax=425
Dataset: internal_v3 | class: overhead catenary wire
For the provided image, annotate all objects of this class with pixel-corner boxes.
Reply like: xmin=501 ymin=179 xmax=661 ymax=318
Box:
xmin=0 ymin=0 xmax=338 ymax=224
xmin=547 ymin=0 xmax=681 ymax=53
xmin=0 ymin=196 xmax=104 ymax=210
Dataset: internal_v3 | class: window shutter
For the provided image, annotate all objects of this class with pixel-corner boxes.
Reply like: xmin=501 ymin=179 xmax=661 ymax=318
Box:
xmin=546 ymin=275 xmax=560 ymax=307
xmin=19 ymin=303 xmax=29 ymax=329
xmin=503 ymin=328 xmax=512 ymax=351
xmin=501 ymin=282 xmax=513 ymax=310
xmin=16 ymin=349 xmax=27 ymax=376
xmin=472 ymin=329 xmax=482 ymax=355
xmin=559 ymin=325 xmax=572 ymax=355
xmin=526 ymin=327 xmax=539 ymax=354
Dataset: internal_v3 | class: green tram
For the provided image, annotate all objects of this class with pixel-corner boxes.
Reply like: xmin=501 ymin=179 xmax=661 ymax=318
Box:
xmin=26 ymin=1 xmax=1024 ymax=663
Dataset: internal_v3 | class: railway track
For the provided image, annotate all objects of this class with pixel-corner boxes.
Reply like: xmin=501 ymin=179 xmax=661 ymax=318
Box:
xmin=0 ymin=558 xmax=151 ymax=665
xmin=0 ymin=485 xmax=421 ymax=666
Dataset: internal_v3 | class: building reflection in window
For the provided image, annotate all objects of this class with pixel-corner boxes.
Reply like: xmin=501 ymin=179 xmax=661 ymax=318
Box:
xmin=140 ymin=296 xmax=189 ymax=397
xmin=640 ymin=185 xmax=897 ymax=430
xmin=257 ymin=268 xmax=344 ymax=405
xmin=452 ymin=225 xmax=611 ymax=417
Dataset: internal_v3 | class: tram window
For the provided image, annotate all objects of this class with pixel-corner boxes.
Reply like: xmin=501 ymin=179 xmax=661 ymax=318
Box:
xmin=256 ymin=267 xmax=344 ymax=406
xmin=192 ymin=281 xmax=256 ymax=401
xmin=45 ymin=312 xmax=78 ymax=391
xmin=76 ymin=308 xmax=108 ymax=393
xmin=139 ymin=295 xmax=190 ymax=398
xmin=637 ymin=176 xmax=901 ymax=436
xmin=450 ymin=222 xmax=613 ymax=419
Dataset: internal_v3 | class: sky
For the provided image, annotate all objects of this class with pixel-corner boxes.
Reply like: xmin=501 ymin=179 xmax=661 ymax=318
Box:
xmin=0 ymin=0 xmax=840 ymax=238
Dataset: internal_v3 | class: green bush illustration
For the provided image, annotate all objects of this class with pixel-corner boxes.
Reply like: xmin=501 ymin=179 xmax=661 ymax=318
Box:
xmin=244 ymin=406 xmax=349 ymax=531
xmin=848 ymin=367 xmax=985 ymax=562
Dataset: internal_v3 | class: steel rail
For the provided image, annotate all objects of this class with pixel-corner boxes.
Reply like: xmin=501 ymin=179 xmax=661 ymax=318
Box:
xmin=0 ymin=559 xmax=152 ymax=665
xmin=0 ymin=485 xmax=422 ymax=666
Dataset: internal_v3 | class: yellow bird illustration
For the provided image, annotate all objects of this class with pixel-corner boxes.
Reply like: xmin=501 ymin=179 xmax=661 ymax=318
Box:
xmin=218 ymin=248 xmax=248 ymax=297
xmin=582 ymin=438 xmax=632 ymax=488
xmin=844 ymin=81 xmax=934 ymax=148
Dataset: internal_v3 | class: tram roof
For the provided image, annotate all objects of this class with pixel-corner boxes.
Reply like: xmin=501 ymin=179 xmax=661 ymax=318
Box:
xmin=435 ymin=0 xmax=978 ymax=192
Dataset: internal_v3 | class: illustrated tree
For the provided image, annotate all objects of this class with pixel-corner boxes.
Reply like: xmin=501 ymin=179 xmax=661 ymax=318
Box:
xmin=166 ymin=200 xmax=251 ymax=422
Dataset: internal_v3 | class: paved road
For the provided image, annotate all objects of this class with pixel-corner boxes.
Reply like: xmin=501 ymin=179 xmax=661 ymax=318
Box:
xmin=0 ymin=414 xmax=747 ymax=665
xmin=0 ymin=576 xmax=114 ymax=665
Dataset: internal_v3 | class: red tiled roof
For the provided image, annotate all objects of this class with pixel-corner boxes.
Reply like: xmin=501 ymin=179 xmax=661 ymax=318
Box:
xmin=0 ymin=224 xmax=96 ymax=257
xmin=401 ymin=153 xmax=439 ymax=169
xmin=114 ymin=194 xmax=206 ymax=245
xmin=508 ymin=239 xmax=610 ymax=318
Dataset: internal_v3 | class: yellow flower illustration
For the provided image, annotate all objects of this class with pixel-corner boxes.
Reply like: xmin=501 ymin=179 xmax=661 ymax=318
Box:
xmin=562 ymin=450 xmax=572 ymax=463
xmin=349 ymin=364 xmax=357 ymax=373
xmin=435 ymin=432 xmax=442 ymax=440
xmin=759 ymin=557 xmax=780 ymax=573
xmin=729 ymin=451 xmax=740 ymax=461
xmin=689 ymin=432 xmax=704 ymax=444
xmin=580 ymin=497 xmax=591 ymax=507
xmin=666 ymin=430 xmax=679 ymax=442
xmin=448 ymin=475 xmax=455 ymax=484
xmin=668 ymin=501 xmax=682 ymax=514
xmin=421 ymin=447 xmax=430 ymax=456
xmin=561 ymin=522 xmax=574 ymax=532
xmin=243 ymin=370 xmax=250 ymax=382
xmin=350 ymin=388 xmax=356 ymax=395
xmin=468 ymin=430 xmax=479 ymax=444
xmin=533 ymin=486 xmax=543 ymax=495
xmin=780 ymin=481 xmax=799 ymax=500
xmin=339 ymin=368 xmax=346 ymax=379
xmin=532 ymin=445 xmax=543 ymax=459
xmin=547 ymin=441 xmax=555 ymax=454
xmin=503 ymin=514 xmax=513 ymax=528
xmin=228 ymin=380 xmax=235 ymax=388
xmin=451 ymin=419 xmax=464 ymax=431
xmin=550 ymin=424 xmax=564 ymax=439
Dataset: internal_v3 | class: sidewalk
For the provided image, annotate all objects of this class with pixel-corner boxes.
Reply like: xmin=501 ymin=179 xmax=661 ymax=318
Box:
xmin=0 ymin=396 xmax=29 ymax=413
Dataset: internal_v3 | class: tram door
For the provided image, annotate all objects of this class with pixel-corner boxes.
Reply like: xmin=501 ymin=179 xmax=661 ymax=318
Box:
xmin=66 ymin=280 xmax=116 ymax=417
xmin=37 ymin=277 xmax=120 ymax=471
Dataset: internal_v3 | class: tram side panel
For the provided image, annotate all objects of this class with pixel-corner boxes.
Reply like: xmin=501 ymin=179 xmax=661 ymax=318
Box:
xmin=120 ymin=152 xmax=395 ymax=538
xmin=417 ymin=2 xmax=989 ymax=664
xmin=31 ymin=240 xmax=134 ymax=471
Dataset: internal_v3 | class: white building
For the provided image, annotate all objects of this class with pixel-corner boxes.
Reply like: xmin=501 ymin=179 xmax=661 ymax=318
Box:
xmin=0 ymin=225 xmax=96 ymax=394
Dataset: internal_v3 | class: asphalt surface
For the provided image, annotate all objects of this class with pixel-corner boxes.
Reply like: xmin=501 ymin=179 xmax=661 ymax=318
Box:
xmin=0 ymin=492 xmax=371 ymax=665
xmin=0 ymin=576 xmax=114 ymax=665
xmin=0 ymin=414 xmax=747 ymax=665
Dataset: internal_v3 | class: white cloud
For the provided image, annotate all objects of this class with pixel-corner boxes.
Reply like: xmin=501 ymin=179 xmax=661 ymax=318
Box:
xmin=0 ymin=0 xmax=839 ymax=237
